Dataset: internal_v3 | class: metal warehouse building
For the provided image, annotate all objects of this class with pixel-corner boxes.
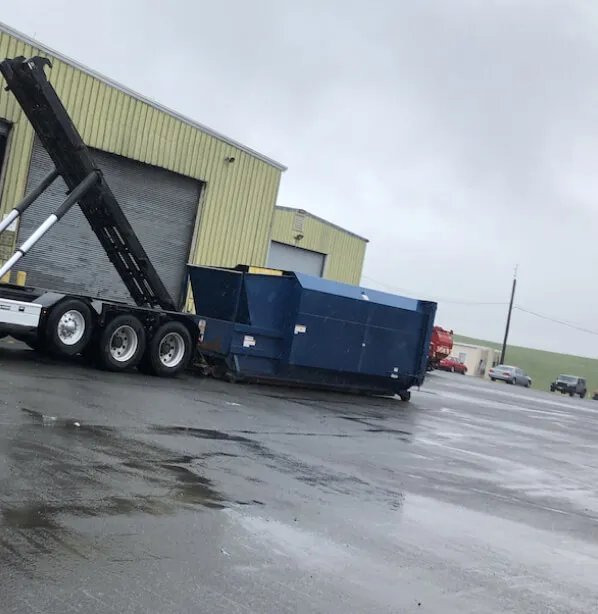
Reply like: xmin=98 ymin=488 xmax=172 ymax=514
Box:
xmin=268 ymin=207 xmax=368 ymax=285
xmin=0 ymin=23 xmax=367 ymax=311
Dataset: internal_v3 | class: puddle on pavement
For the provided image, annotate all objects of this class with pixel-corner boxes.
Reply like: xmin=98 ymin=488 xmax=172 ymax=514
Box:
xmin=3 ymin=409 xmax=248 ymax=526
xmin=151 ymin=422 xmax=407 ymax=507
xmin=366 ymin=428 xmax=412 ymax=441
xmin=238 ymin=429 xmax=350 ymax=438
xmin=2 ymin=504 xmax=58 ymax=529
xmin=340 ymin=415 xmax=413 ymax=441
xmin=6 ymin=408 xmax=404 ymax=555
xmin=0 ymin=502 xmax=99 ymax=578
xmin=2 ymin=400 xmax=297 ymax=583
xmin=0 ymin=408 xmax=262 ymax=576
xmin=159 ymin=461 xmax=225 ymax=509
xmin=261 ymin=391 xmax=399 ymax=409
xmin=150 ymin=424 xmax=254 ymax=443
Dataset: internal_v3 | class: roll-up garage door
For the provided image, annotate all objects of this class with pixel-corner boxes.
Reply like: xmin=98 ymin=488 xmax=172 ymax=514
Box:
xmin=17 ymin=137 xmax=202 ymax=308
xmin=266 ymin=241 xmax=326 ymax=277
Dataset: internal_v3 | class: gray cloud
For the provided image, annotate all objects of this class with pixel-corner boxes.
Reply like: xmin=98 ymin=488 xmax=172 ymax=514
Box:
xmin=3 ymin=0 xmax=598 ymax=356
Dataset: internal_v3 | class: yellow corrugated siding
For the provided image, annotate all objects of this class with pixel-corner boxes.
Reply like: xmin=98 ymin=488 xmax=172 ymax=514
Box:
xmin=0 ymin=36 xmax=36 ymax=239
xmin=270 ymin=209 xmax=367 ymax=285
xmin=0 ymin=29 xmax=282 ymax=270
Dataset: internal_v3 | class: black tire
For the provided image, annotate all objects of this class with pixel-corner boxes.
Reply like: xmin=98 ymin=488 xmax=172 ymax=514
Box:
xmin=97 ymin=314 xmax=146 ymax=372
xmin=45 ymin=298 xmax=93 ymax=357
xmin=398 ymin=390 xmax=411 ymax=402
xmin=143 ymin=320 xmax=193 ymax=377
xmin=580 ymin=391 xmax=586 ymax=399
xmin=569 ymin=391 xmax=574 ymax=397
xmin=491 ymin=377 xmax=496 ymax=382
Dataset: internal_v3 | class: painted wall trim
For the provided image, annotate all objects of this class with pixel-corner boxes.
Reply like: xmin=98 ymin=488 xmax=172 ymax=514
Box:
xmin=0 ymin=21 xmax=288 ymax=173
xmin=275 ymin=205 xmax=369 ymax=242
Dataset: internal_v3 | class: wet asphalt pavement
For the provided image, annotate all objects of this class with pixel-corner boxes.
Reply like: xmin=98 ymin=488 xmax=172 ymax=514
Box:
xmin=2 ymin=342 xmax=598 ymax=612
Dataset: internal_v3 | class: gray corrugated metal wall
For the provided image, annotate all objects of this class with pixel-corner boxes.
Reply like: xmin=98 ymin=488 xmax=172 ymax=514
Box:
xmin=17 ymin=137 xmax=203 ymax=307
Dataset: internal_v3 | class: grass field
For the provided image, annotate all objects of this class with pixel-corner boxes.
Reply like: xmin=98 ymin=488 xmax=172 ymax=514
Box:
xmin=454 ymin=335 xmax=598 ymax=396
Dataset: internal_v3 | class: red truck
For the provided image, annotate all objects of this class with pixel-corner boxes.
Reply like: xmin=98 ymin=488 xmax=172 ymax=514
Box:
xmin=427 ymin=326 xmax=454 ymax=371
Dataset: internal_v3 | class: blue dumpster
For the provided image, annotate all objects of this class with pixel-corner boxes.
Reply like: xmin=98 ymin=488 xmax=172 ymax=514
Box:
xmin=188 ymin=265 xmax=437 ymax=398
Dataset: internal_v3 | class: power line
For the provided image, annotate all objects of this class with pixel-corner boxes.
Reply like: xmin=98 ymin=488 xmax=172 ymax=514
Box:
xmin=514 ymin=305 xmax=598 ymax=336
xmin=361 ymin=275 xmax=598 ymax=337
xmin=361 ymin=275 xmax=508 ymax=306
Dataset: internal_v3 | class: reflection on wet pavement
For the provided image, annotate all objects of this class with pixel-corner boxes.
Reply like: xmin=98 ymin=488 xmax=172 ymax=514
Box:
xmin=4 ymin=348 xmax=598 ymax=612
xmin=4 ymin=410 xmax=233 ymax=516
xmin=0 ymin=395 xmax=411 ymax=591
xmin=0 ymin=409 xmax=236 ymax=579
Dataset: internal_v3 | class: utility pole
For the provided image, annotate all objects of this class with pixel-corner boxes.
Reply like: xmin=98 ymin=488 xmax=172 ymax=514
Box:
xmin=500 ymin=265 xmax=518 ymax=364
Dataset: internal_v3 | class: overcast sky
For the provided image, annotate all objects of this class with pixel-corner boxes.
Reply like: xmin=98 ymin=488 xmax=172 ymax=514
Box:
xmin=2 ymin=0 xmax=598 ymax=357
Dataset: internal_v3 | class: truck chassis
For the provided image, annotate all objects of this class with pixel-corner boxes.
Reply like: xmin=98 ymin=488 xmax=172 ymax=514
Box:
xmin=0 ymin=56 xmax=198 ymax=377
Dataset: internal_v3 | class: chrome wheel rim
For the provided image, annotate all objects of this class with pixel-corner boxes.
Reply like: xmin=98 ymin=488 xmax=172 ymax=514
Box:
xmin=159 ymin=332 xmax=186 ymax=367
xmin=57 ymin=310 xmax=86 ymax=346
xmin=109 ymin=325 xmax=138 ymax=362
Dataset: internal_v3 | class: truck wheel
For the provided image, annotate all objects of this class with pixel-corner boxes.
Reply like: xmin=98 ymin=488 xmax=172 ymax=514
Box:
xmin=45 ymin=298 xmax=93 ymax=357
xmin=98 ymin=314 xmax=146 ymax=372
xmin=143 ymin=320 xmax=192 ymax=377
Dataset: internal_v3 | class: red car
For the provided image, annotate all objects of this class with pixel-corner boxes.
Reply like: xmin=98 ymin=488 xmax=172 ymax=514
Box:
xmin=437 ymin=356 xmax=468 ymax=374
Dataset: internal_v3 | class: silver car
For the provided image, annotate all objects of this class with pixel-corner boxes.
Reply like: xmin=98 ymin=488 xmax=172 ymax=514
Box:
xmin=488 ymin=364 xmax=532 ymax=387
